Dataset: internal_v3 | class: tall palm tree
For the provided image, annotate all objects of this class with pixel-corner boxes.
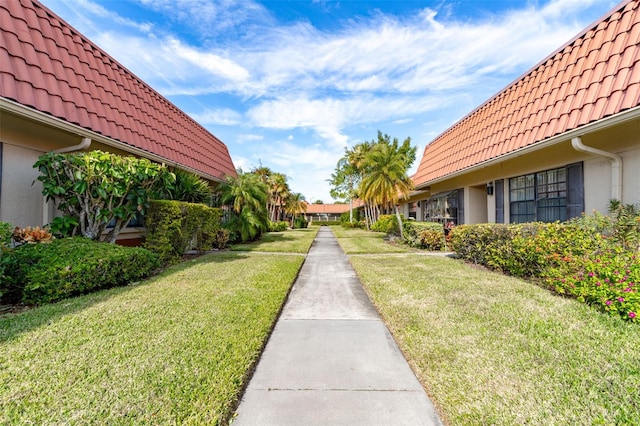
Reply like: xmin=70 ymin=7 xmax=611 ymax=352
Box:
xmin=284 ymin=192 xmax=307 ymax=227
xmin=219 ymin=171 xmax=269 ymax=242
xmin=267 ymin=173 xmax=290 ymax=222
xmin=360 ymin=136 xmax=415 ymax=238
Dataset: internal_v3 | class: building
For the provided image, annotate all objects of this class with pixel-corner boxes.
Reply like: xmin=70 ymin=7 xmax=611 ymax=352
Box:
xmin=0 ymin=0 xmax=236 ymax=232
xmin=305 ymin=201 xmax=363 ymax=223
xmin=402 ymin=0 xmax=640 ymax=225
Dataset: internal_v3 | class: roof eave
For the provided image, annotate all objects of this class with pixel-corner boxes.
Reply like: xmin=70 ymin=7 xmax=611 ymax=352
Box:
xmin=1 ymin=97 xmax=227 ymax=183
xmin=415 ymin=105 xmax=640 ymax=190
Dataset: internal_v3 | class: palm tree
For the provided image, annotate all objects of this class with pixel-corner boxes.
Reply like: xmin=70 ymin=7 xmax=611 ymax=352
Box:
xmin=162 ymin=169 xmax=211 ymax=204
xmin=267 ymin=172 xmax=290 ymax=222
xmin=359 ymin=135 xmax=415 ymax=239
xmin=219 ymin=171 xmax=269 ymax=242
xmin=285 ymin=192 xmax=307 ymax=227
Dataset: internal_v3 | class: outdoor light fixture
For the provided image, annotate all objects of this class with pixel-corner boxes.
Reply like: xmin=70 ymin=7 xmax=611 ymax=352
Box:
xmin=486 ymin=181 xmax=494 ymax=195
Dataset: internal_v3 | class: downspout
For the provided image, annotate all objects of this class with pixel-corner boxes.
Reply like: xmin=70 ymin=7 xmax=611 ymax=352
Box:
xmin=53 ymin=136 xmax=92 ymax=154
xmin=43 ymin=137 xmax=92 ymax=225
xmin=571 ymin=136 xmax=622 ymax=202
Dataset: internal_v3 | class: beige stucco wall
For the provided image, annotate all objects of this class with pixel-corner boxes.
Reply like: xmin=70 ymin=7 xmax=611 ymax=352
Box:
xmin=465 ymin=185 xmax=488 ymax=224
xmin=583 ymin=145 xmax=640 ymax=214
xmin=622 ymin=146 xmax=640 ymax=206
xmin=0 ymin=143 xmax=45 ymax=227
xmin=487 ymin=185 xmax=496 ymax=224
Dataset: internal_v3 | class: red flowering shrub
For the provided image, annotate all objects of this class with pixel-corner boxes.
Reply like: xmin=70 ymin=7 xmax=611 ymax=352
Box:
xmin=449 ymin=217 xmax=638 ymax=322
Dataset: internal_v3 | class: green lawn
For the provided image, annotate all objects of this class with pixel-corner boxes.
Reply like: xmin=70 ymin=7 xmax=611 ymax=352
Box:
xmin=230 ymin=227 xmax=318 ymax=253
xmin=0 ymin=252 xmax=304 ymax=425
xmin=351 ymin=254 xmax=640 ymax=425
xmin=332 ymin=226 xmax=412 ymax=254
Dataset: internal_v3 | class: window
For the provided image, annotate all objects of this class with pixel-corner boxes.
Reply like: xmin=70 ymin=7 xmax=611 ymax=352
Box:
xmin=423 ymin=189 xmax=464 ymax=225
xmin=509 ymin=174 xmax=535 ymax=223
xmin=509 ymin=163 xmax=583 ymax=223
xmin=536 ymin=168 xmax=567 ymax=222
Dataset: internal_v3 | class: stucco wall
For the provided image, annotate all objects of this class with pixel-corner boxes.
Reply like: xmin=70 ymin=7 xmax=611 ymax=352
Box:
xmin=584 ymin=146 xmax=640 ymax=214
xmin=465 ymin=185 xmax=488 ymax=224
xmin=622 ymin=146 xmax=640 ymax=206
xmin=0 ymin=143 xmax=45 ymax=227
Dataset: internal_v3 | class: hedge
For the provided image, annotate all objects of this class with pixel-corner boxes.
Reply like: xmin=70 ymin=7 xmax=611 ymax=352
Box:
xmin=448 ymin=221 xmax=638 ymax=321
xmin=3 ymin=237 xmax=159 ymax=305
xmin=403 ymin=221 xmax=446 ymax=250
xmin=144 ymin=200 xmax=226 ymax=265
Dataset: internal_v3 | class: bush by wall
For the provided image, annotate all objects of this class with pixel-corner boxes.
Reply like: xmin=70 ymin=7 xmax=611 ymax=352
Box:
xmin=293 ymin=216 xmax=309 ymax=229
xmin=1 ymin=222 xmax=14 ymax=299
xmin=3 ymin=237 xmax=159 ymax=305
xmin=268 ymin=221 xmax=289 ymax=232
xmin=448 ymin=220 xmax=638 ymax=321
xmin=144 ymin=200 xmax=225 ymax=265
xmin=371 ymin=214 xmax=402 ymax=234
xmin=403 ymin=221 xmax=446 ymax=250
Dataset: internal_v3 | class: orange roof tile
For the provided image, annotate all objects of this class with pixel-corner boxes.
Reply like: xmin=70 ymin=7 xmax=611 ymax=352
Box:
xmin=0 ymin=0 xmax=236 ymax=181
xmin=414 ymin=0 xmax=640 ymax=187
xmin=305 ymin=200 xmax=364 ymax=215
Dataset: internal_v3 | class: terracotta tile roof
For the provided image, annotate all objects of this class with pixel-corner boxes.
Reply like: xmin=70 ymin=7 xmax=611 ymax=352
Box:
xmin=0 ymin=0 xmax=236 ymax=181
xmin=305 ymin=201 xmax=363 ymax=215
xmin=413 ymin=0 xmax=640 ymax=187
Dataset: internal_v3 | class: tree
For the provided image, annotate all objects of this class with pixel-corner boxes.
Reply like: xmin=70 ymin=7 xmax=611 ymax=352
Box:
xmin=330 ymin=131 xmax=415 ymax=233
xmin=160 ymin=169 xmax=211 ymax=204
xmin=34 ymin=150 xmax=175 ymax=243
xmin=267 ymin=172 xmax=290 ymax=222
xmin=285 ymin=192 xmax=307 ymax=226
xmin=219 ymin=170 xmax=269 ymax=242
xmin=360 ymin=133 xmax=416 ymax=238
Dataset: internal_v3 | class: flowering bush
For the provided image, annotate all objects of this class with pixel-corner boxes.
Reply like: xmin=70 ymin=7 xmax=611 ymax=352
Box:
xmin=403 ymin=221 xmax=445 ymax=249
xmin=449 ymin=217 xmax=638 ymax=322
xmin=543 ymin=246 xmax=638 ymax=322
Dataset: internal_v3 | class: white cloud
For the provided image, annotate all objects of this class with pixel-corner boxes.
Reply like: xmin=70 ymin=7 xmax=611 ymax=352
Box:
xmin=165 ymin=38 xmax=250 ymax=82
xmin=236 ymin=134 xmax=264 ymax=143
xmin=188 ymin=108 xmax=242 ymax=125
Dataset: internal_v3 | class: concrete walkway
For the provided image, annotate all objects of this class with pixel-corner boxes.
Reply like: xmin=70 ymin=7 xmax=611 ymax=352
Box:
xmin=233 ymin=227 xmax=443 ymax=426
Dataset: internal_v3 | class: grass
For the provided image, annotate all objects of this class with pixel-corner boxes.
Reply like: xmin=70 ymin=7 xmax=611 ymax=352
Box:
xmin=350 ymin=253 xmax=640 ymax=425
xmin=230 ymin=227 xmax=318 ymax=253
xmin=332 ymin=226 xmax=413 ymax=254
xmin=0 ymin=252 xmax=304 ymax=425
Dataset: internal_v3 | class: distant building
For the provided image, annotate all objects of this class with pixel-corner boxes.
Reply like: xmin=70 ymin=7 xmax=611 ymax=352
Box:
xmin=402 ymin=0 xmax=640 ymax=225
xmin=0 ymin=0 xmax=236 ymax=234
xmin=305 ymin=201 xmax=363 ymax=222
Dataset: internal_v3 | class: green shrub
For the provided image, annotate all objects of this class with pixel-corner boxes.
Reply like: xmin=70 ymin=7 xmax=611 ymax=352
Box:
xmin=269 ymin=221 xmax=289 ymax=232
xmin=418 ymin=229 xmax=445 ymax=251
xmin=340 ymin=209 xmax=361 ymax=224
xmin=1 ymin=222 xmax=14 ymax=299
xmin=449 ymin=220 xmax=638 ymax=321
xmin=341 ymin=220 xmax=365 ymax=229
xmin=293 ymin=216 xmax=308 ymax=229
xmin=542 ymin=245 xmax=639 ymax=321
xmin=403 ymin=221 xmax=445 ymax=249
xmin=4 ymin=237 xmax=159 ymax=305
xmin=371 ymin=214 xmax=402 ymax=234
xmin=144 ymin=200 xmax=224 ymax=265
xmin=309 ymin=221 xmax=341 ymax=226
xmin=449 ymin=224 xmax=515 ymax=265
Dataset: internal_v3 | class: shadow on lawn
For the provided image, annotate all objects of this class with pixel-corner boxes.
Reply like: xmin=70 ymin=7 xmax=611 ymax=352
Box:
xmin=0 ymin=252 xmax=249 ymax=344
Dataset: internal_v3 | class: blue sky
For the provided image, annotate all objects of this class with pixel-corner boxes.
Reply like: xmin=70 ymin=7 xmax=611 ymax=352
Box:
xmin=40 ymin=0 xmax=617 ymax=203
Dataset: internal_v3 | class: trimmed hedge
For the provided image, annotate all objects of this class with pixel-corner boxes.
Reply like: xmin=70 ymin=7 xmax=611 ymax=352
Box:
xmin=448 ymin=221 xmax=638 ymax=321
xmin=293 ymin=216 xmax=309 ymax=229
xmin=269 ymin=221 xmax=289 ymax=232
xmin=371 ymin=214 xmax=401 ymax=233
xmin=3 ymin=237 xmax=159 ymax=305
xmin=144 ymin=200 xmax=226 ymax=265
xmin=1 ymin=222 xmax=14 ymax=298
xmin=403 ymin=221 xmax=446 ymax=250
